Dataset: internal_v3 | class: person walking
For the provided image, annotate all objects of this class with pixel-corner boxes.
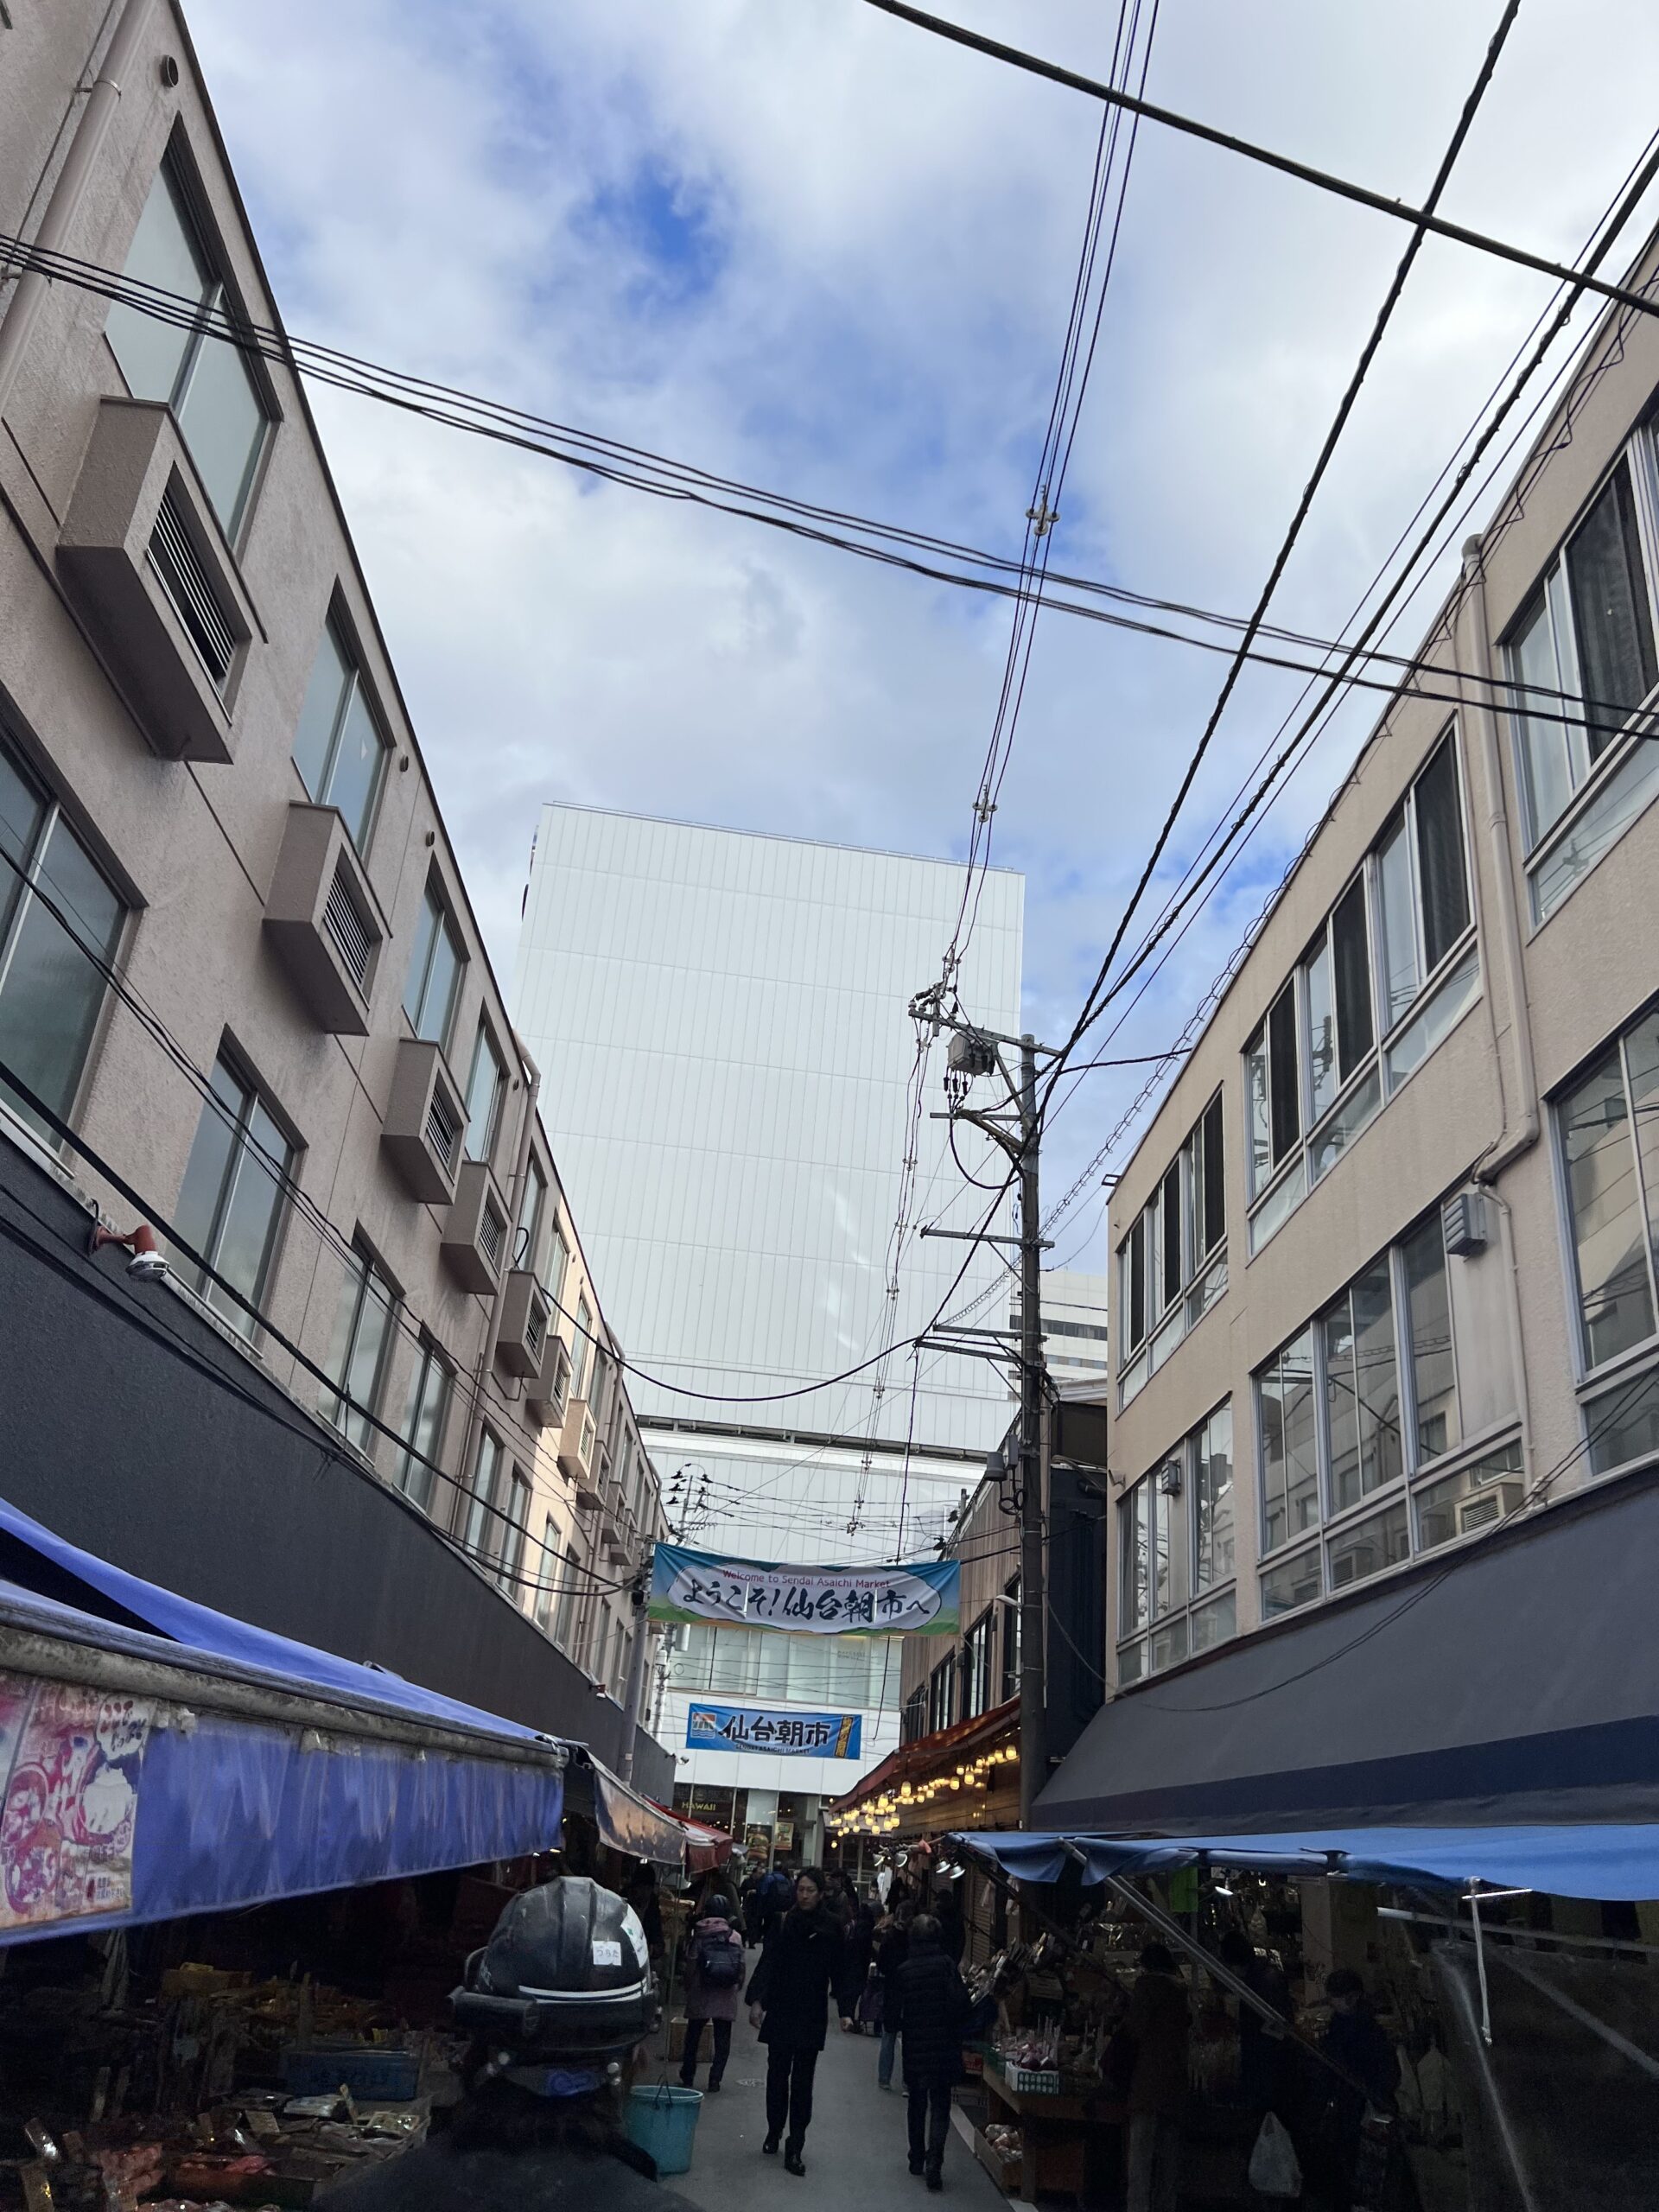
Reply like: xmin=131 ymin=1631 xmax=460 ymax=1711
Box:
xmin=932 ymin=1884 xmax=967 ymax=1967
xmin=679 ymin=1891 xmax=745 ymax=2094
xmin=739 ymin=1869 xmax=765 ymax=1948
xmin=1123 ymin=1943 xmax=1190 ymax=2212
xmin=318 ymin=1875 xmax=692 ymax=2210
xmin=873 ymin=1902 xmax=912 ymax=2090
xmin=755 ymin=1859 xmax=793 ymax=1948
xmin=886 ymin=1913 xmax=968 ymax=2191
xmin=745 ymin=1867 xmax=846 ymax=2175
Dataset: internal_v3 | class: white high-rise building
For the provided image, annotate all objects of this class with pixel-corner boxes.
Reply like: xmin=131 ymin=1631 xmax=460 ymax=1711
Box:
xmin=512 ymin=807 xmax=1023 ymax=1856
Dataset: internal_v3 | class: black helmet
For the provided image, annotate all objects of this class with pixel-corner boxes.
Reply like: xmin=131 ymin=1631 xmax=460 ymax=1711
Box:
xmin=452 ymin=1876 xmax=659 ymax=2059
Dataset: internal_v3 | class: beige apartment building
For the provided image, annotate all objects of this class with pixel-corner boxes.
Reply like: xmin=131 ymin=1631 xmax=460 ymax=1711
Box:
xmin=0 ymin=0 xmax=664 ymax=1767
xmin=1040 ymin=223 xmax=1659 ymax=1836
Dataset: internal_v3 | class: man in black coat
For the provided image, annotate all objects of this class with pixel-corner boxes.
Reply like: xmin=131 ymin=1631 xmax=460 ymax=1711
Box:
xmin=886 ymin=1913 xmax=968 ymax=2191
xmin=745 ymin=1867 xmax=846 ymax=2175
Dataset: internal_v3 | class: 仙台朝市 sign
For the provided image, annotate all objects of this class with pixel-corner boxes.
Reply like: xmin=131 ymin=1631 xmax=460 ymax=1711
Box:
xmin=687 ymin=1703 xmax=863 ymax=1758
xmin=649 ymin=1543 xmax=959 ymax=1637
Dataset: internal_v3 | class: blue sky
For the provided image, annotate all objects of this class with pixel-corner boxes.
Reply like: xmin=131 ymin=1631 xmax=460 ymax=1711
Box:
xmin=188 ymin=0 xmax=1659 ymax=1273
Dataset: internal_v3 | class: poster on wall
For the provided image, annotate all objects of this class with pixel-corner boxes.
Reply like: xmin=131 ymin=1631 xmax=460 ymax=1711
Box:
xmin=688 ymin=1703 xmax=863 ymax=1758
xmin=0 ymin=1675 xmax=151 ymax=1932
xmin=650 ymin=1542 xmax=959 ymax=1637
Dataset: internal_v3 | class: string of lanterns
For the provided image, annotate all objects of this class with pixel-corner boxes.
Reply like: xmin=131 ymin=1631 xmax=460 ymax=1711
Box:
xmin=825 ymin=1743 xmax=1019 ymax=1837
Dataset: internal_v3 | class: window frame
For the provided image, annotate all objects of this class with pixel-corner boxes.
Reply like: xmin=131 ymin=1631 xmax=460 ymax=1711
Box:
xmin=963 ymin=1610 xmax=995 ymax=1720
xmin=1551 ymin=1000 xmax=1659 ymax=1409
xmin=1116 ymin=1088 xmax=1228 ymax=1402
xmin=462 ymin=1016 xmax=508 ymax=1164
xmin=402 ymin=877 xmax=466 ymax=1052
xmin=0 ymin=730 xmax=127 ymax=1147
xmin=322 ymin=1237 xmax=398 ymax=1456
xmin=104 ymin=147 xmax=277 ymax=545
xmin=171 ymin=1048 xmax=295 ymax=1337
xmin=1503 ymin=439 xmax=1659 ymax=883
xmin=1243 ymin=731 xmax=1478 ymax=1254
xmin=396 ymin=1338 xmax=453 ymax=1511
xmin=1116 ymin=1401 xmax=1236 ymax=1681
xmin=289 ymin=607 xmax=391 ymax=854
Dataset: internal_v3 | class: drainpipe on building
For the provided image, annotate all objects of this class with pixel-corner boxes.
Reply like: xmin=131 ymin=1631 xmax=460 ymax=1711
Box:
xmin=453 ymin=1050 xmax=540 ymax=1539
xmin=1459 ymin=537 xmax=1539 ymax=1483
xmin=0 ymin=0 xmax=158 ymax=417
xmin=1459 ymin=538 xmax=1541 ymax=1175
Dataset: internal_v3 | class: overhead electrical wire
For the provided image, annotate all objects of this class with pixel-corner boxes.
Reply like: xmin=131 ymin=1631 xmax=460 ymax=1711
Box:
xmin=1036 ymin=0 xmax=1522 ymax=1119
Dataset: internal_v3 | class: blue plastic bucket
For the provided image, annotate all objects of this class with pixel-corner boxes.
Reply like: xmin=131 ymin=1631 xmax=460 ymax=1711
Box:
xmin=626 ymin=2082 xmax=702 ymax=2174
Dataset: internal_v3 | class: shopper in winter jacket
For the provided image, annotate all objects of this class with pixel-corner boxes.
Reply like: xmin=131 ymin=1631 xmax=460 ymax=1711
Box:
xmin=679 ymin=1893 xmax=746 ymax=2092
xmin=886 ymin=1914 xmax=969 ymax=2190
xmin=744 ymin=1868 xmax=846 ymax=2174
xmin=873 ymin=1906 xmax=912 ymax=2089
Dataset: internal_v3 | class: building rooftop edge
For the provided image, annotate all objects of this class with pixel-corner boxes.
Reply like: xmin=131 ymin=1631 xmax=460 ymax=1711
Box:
xmin=534 ymin=800 xmax=1024 ymax=881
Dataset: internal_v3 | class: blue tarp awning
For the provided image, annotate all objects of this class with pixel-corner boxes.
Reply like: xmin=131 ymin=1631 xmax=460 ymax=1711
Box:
xmin=951 ymin=1825 xmax=1659 ymax=1902
xmin=0 ymin=1500 xmax=571 ymax=1945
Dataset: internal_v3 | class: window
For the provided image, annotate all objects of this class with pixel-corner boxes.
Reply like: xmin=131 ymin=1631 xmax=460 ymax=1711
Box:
xmin=670 ymin=1625 xmax=901 ymax=1710
xmin=903 ymin=1687 xmax=927 ymax=1743
xmin=1254 ymin=1208 xmax=1517 ymax=1618
xmin=1507 ymin=454 xmax=1659 ymax=878
xmin=928 ymin=1655 xmax=955 ymax=1734
xmin=1558 ymin=1015 xmax=1659 ymax=1375
xmin=1117 ymin=1404 xmax=1235 ymax=1681
xmin=461 ymin=1430 xmax=504 ymax=1564
xmin=463 ymin=1020 xmax=506 ymax=1162
xmin=499 ymin=1469 xmax=531 ymax=1594
xmin=402 ymin=881 xmax=464 ymax=1048
xmin=1117 ymin=1090 xmax=1227 ymax=1401
xmin=1000 ymin=1579 xmax=1021 ymax=1704
xmin=963 ymin=1611 xmax=994 ymax=1719
xmin=172 ymin=1054 xmax=291 ymax=1335
xmin=291 ymin=616 xmax=389 ymax=851
xmin=0 ymin=738 xmax=124 ymax=1142
xmin=396 ymin=1342 xmax=451 ymax=1510
xmin=546 ymin=1221 xmax=571 ymax=1305
xmin=1245 ymin=734 xmax=1477 ymax=1253
xmin=572 ymin=1295 xmax=594 ymax=1401
xmin=105 ymin=160 xmax=270 ymax=537
xmin=518 ymin=1158 xmax=547 ymax=1276
xmin=322 ymin=1242 xmax=397 ymax=1453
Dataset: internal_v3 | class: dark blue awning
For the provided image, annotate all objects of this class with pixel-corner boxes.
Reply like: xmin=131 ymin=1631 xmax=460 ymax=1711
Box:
xmin=952 ymin=1825 xmax=1659 ymax=1901
xmin=0 ymin=1501 xmax=570 ymax=1945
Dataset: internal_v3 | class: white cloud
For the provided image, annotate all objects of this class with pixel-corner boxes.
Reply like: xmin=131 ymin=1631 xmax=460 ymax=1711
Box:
xmin=187 ymin=0 xmax=1659 ymax=1261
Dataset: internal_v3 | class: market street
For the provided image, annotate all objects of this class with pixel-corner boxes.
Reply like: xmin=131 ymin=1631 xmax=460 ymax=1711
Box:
xmin=664 ymin=2015 xmax=1007 ymax=2212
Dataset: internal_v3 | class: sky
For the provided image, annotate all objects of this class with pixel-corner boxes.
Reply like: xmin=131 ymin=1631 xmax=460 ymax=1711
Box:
xmin=187 ymin=0 xmax=1659 ymax=1276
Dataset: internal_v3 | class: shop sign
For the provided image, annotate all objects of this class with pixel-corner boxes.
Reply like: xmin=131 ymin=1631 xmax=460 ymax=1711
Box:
xmin=0 ymin=1675 xmax=151 ymax=1931
xmin=687 ymin=1703 xmax=862 ymax=1758
xmin=650 ymin=1542 xmax=960 ymax=1637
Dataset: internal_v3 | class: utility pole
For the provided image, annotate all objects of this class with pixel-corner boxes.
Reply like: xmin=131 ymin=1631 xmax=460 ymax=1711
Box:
xmin=912 ymin=994 xmax=1057 ymax=1829
xmin=616 ymin=1548 xmax=652 ymax=1783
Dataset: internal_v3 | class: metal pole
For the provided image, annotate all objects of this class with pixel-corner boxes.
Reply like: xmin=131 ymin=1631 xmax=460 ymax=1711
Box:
xmin=615 ymin=1550 xmax=653 ymax=1783
xmin=1017 ymin=1033 xmax=1046 ymax=1829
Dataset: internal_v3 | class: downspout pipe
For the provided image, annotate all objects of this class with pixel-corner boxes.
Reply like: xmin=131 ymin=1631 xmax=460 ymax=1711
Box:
xmin=0 ymin=0 xmax=158 ymax=416
xmin=1459 ymin=537 xmax=1541 ymax=1177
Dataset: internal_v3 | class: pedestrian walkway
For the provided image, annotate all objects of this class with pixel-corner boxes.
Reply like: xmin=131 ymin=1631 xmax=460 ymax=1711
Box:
xmin=660 ymin=2016 xmax=1007 ymax=2212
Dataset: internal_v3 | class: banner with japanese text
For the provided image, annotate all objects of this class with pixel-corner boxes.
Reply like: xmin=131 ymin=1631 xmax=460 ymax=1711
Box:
xmin=688 ymin=1704 xmax=863 ymax=1758
xmin=649 ymin=1543 xmax=959 ymax=1637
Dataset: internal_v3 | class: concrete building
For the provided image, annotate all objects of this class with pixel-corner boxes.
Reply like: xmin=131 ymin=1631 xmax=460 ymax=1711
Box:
xmin=513 ymin=805 xmax=1024 ymax=1857
xmin=1014 ymin=1267 xmax=1110 ymax=1392
xmin=0 ymin=0 xmax=666 ymax=1777
xmin=1041 ymin=218 xmax=1659 ymax=1838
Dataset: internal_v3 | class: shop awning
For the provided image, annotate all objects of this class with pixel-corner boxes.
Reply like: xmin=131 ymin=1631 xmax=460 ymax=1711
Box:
xmin=563 ymin=1750 xmax=687 ymax=1868
xmin=650 ymin=1800 xmax=733 ymax=1872
xmin=951 ymin=1824 xmax=1659 ymax=1902
xmin=0 ymin=1503 xmax=569 ymax=1947
xmin=1036 ymin=1474 xmax=1659 ymax=1837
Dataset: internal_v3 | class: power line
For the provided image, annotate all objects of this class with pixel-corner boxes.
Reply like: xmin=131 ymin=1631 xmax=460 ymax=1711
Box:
xmin=856 ymin=0 xmax=1659 ymax=327
xmin=1040 ymin=0 xmax=1522 ymax=1112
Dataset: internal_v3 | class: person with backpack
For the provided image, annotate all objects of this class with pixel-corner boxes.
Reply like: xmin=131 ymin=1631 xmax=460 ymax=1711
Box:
xmin=886 ymin=1913 xmax=969 ymax=2191
xmin=678 ymin=1891 xmax=746 ymax=2093
xmin=756 ymin=1860 xmax=793 ymax=1947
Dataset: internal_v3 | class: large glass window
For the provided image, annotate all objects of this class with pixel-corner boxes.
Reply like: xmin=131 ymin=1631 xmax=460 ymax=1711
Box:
xmin=928 ymin=1655 xmax=955 ymax=1734
xmin=1559 ymin=1035 xmax=1658 ymax=1371
xmin=1000 ymin=1579 xmax=1020 ymax=1703
xmin=322 ymin=1242 xmax=397 ymax=1454
xmin=1402 ymin=1217 xmax=1460 ymax=1463
xmin=1118 ymin=1403 xmax=1235 ymax=1681
xmin=463 ymin=1020 xmax=506 ymax=1163
xmin=1259 ymin=1331 xmax=1319 ymax=1553
xmin=518 ymin=1157 xmax=547 ymax=1277
xmin=1321 ymin=1257 xmax=1402 ymax=1512
xmin=963 ymin=1611 xmax=994 ymax=1719
xmin=0 ymin=740 xmax=124 ymax=1142
xmin=572 ymin=1295 xmax=594 ymax=1402
xmin=396 ymin=1343 xmax=451 ymax=1510
xmin=461 ymin=1430 xmax=504 ymax=1563
xmin=290 ymin=617 xmax=389 ymax=851
xmin=172 ymin=1055 xmax=291 ymax=1335
xmin=1118 ymin=1091 xmax=1227 ymax=1398
xmin=105 ymin=162 xmax=270 ymax=537
xmin=402 ymin=881 xmax=464 ymax=1049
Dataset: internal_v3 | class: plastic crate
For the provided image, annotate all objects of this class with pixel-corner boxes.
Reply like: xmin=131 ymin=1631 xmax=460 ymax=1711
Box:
xmin=997 ymin=2062 xmax=1060 ymax=2095
xmin=281 ymin=2045 xmax=421 ymax=2100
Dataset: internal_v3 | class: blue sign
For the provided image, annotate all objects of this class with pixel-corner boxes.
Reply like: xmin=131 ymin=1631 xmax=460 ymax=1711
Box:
xmin=687 ymin=1703 xmax=863 ymax=1758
